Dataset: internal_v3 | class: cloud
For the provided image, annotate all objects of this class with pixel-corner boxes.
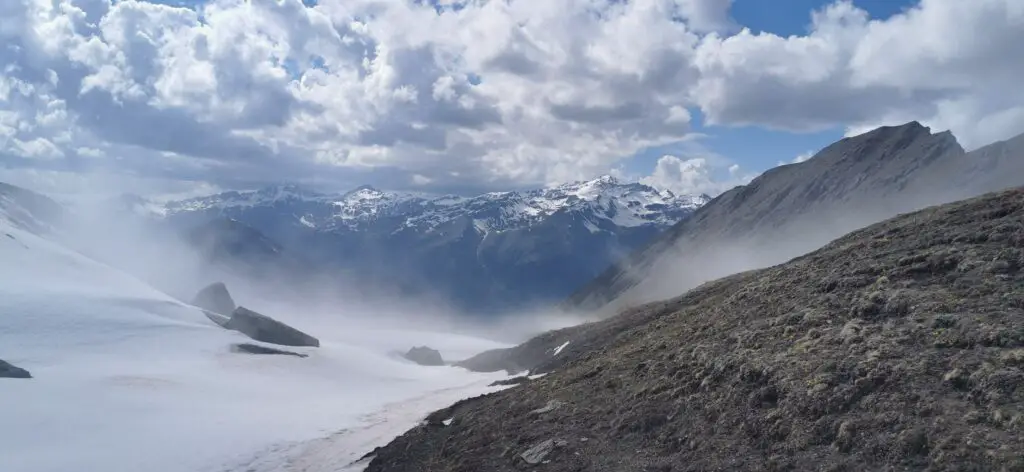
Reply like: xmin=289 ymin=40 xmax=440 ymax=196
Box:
xmin=692 ymin=0 xmax=1024 ymax=149
xmin=641 ymin=154 xmax=754 ymax=196
xmin=777 ymin=150 xmax=815 ymax=166
xmin=791 ymin=151 xmax=814 ymax=164
xmin=0 ymin=0 xmax=1021 ymax=196
xmin=0 ymin=167 xmax=223 ymax=202
xmin=0 ymin=0 xmax=719 ymax=194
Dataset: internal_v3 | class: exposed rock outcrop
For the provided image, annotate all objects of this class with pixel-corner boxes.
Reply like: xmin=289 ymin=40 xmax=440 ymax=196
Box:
xmin=224 ymin=306 xmax=320 ymax=347
xmin=191 ymin=282 xmax=236 ymax=316
xmin=489 ymin=376 xmax=530 ymax=387
xmin=0 ymin=359 xmax=31 ymax=379
xmin=230 ymin=343 xmax=308 ymax=358
xmin=454 ymin=331 xmax=576 ymax=375
xmin=518 ymin=438 xmax=567 ymax=465
xmin=403 ymin=346 xmax=445 ymax=366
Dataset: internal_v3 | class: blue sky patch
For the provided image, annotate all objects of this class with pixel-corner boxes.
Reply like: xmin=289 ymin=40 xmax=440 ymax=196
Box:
xmin=626 ymin=0 xmax=919 ymax=178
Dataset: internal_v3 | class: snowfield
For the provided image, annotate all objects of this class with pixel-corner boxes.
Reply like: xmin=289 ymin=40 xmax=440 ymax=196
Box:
xmin=0 ymin=222 xmax=510 ymax=472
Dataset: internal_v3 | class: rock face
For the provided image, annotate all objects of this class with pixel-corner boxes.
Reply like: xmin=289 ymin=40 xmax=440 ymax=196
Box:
xmin=0 ymin=359 xmax=31 ymax=379
xmin=489 ymin=376 xmax=530 ymax=387
xmin=191 ymin=282 xmax=319 ymax=348
xmin=363 ymin=187 xmax=1024 ymax=472
xmin=230 ymin=343 xmax=308 ymax=358
xmin=191 ymin=282 xmax=236 ymax=316
xmin=455 ymin=330 xmax=576 ymax=375
xmin=566 ymin=123 xmax=1024 ymax=314
xmin=518 ymin=438 xmax=567 ymax=465
xmin=224 ymin=306 xmax=320 ymax=347
xmin=403 ymin=346 xmax=444 ymax=366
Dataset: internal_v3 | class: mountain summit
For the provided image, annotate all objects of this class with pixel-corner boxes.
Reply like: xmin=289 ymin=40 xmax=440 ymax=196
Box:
xmin=565 ymin=122 xmax=1024 ymax=314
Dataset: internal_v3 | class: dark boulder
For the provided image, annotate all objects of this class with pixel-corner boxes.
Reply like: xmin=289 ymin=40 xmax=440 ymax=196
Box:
xmin=0 ymin=359 xmax=31 ymax=379
xmin=192 ymin=282 xmax=236 ymax=316
xmin=224 ymin=306 xmax=320 ymax=347
xmin=489 ymin=375 xmax=530 ymax=387
xmin=231 ymin=343 xmax=308 ymax=358
xmin=404 ymin=346 xmax=445 ymax=366
xmin=203 ymin=310 xmax=230 ymax=328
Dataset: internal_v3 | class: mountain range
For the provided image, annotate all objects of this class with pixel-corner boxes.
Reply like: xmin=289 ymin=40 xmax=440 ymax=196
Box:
xmin=149 ymin=176 xmax=709 ymax=313
xmin=2 ymin=176 xmax=710 ymax=315
xmin=4 ymin=121 xmax=1022 ymax=319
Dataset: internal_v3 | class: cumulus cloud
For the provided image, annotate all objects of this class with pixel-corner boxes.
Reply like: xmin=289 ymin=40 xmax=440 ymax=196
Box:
xmin=0 ymin=0 xmax=1020 ymax=196
xmin=0 ymin=167 xmax=223 ymax=202
xmin=641 ymin=154 xmax=754 ymax=196
xmin=0 ymin=0 xmax=717 ymax=194
xmin=692 ymin=0 xmax=1024 ymax=149
xmin=777 ymin=150 xmax=815 ymax=166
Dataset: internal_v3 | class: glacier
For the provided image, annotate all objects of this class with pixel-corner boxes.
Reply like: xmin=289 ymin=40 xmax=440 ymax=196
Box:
xmin=0 ymin=220 xmax=511 ymax=472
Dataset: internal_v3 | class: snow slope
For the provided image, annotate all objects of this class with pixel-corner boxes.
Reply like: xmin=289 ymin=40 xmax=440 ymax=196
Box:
xmin=0 ymin=221 xmax=509 ymax=472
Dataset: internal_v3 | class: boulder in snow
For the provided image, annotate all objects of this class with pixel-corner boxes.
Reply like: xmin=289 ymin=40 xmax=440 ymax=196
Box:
xmin=191 ymin=282 xmax=236 ymax=316
xmin=489 ymin=375 xmax=530 ymax=387
xmin=404 ymin=346 xmax=445 ymax=366
xmin=203 ymin=310 xmax=231 ymax=328
xmin=0 ymin=359 xmax=31 ymax=379
xmin=225 ymin=306 xmax=320 ymax=347
xmin=231 ymin=343 xmax=308 ymax=358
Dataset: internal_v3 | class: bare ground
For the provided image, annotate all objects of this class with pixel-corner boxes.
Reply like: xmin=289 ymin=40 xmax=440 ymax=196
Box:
xmin=365 ymin=187 xmax=1024 ymax=472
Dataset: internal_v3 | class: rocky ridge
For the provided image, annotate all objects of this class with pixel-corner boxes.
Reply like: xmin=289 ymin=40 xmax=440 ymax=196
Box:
xmin=567 ymin=122 xmax=1024 ymax=314
xmin=364 ymin=187 xmax=1024 ymax=472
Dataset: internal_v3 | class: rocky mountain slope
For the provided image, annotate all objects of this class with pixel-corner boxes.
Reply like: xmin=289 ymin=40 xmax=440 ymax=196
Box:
xmin=365 ymin=186 xmax=1024 ymax=472
xmin=566 ymin=122 xmax=1024 ymax=314
xmin=156 ymin=177 xmax=709 ymax=313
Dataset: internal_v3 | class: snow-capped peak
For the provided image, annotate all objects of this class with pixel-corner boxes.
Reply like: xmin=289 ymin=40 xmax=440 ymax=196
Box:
xmin=161 ymin=178 xmax=709 ymax=234
xmin=340 ymin=185 xmax=388 ymax=202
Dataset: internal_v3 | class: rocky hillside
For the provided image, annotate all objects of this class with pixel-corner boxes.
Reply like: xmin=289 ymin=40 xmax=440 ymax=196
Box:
xmin=566 ymin=122 xmax=1024 ymax=314
xmin=156 ymin=176 xmax=709 ymax=313
xmin=365 ymin=186 xmax=1024 ymax=472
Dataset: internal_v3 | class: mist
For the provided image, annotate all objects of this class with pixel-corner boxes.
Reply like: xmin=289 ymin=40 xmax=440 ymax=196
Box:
xmin=43 ymin=180 xmax=590 ymax=353
xmin=4 ymin=175 xmax=589 ymax=472
xmin=595 ymin=152 xmax=1024 ymax=314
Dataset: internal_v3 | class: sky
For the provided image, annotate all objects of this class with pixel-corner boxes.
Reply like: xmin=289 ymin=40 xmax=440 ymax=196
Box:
xmin=0 ymin=0 xmax=1021 ymax=199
